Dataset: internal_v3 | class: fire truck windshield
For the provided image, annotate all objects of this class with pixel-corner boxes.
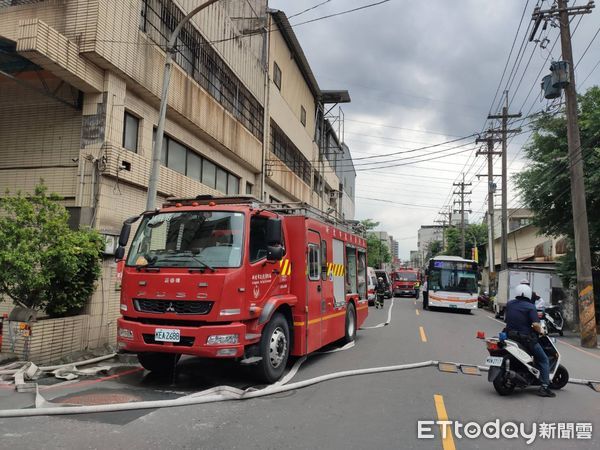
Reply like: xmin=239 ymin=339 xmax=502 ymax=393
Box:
xmin=126 ymin=211 xmax=244 ymax=269
xmin=395 ymin=271 xmax=417 ymax=282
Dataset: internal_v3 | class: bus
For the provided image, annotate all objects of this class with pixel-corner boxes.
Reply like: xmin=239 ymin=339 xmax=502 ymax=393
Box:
xmin=422 ymin=255 xmax=479 ymax=311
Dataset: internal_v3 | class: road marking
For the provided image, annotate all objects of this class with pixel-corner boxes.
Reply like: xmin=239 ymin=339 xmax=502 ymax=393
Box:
xmin=433 ymin=394 xmax=456 ymax=450
xmin=419 ymin=326 xmax=427 ymax=342
xmin=415 ymin=309 xmax=420 ymax=316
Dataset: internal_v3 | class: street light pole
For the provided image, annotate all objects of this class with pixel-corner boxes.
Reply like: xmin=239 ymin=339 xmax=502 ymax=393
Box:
xmin=146 ymin=0 xmax=221 ymax=211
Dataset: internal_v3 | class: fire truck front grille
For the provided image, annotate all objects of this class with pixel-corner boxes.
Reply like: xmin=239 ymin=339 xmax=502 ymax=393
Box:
xmin=133 ymin=299 xmax=213 ymax=315
xmin=142 ymin=334 xmax=195 ymax=347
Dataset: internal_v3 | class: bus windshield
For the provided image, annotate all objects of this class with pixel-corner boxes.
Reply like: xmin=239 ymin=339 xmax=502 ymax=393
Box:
xmin=428 ymin=261 xmax=478 ymax=293
xmin=126 ymin=211 xmax=244 ymax=268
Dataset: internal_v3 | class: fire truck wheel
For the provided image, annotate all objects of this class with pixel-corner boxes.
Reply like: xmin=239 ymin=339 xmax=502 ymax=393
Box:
xmin=255 ymin=313 xmax=290 ymax=384
xmin=343 ymin=303 xmax=356 ymax=344
xmin=137 ymin=352 xmax=181 ymax=375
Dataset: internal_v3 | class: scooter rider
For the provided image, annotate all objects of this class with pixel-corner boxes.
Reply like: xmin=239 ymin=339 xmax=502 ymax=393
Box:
xmin=520 ymin=279 xmax=545 ymax=310
xmin=504 ymin=284 xmax=556 ymax=397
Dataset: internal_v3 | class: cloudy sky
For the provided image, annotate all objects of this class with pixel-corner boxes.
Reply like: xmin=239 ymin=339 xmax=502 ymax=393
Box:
xmin=269 ymin=0 xmax=600 ymax=259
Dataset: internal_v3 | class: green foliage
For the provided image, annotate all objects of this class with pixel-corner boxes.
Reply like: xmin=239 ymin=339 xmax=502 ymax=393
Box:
xmin=444 ymin=223 xmax=487 ymax=264
xmin=366 ymin=233 xmax=391 ymax=268
xmin=426 ymin=240 xmax=443 ymax=259
xmin=514 ymin=86 xmax=600 ymax=287
xmin=360 ymin=219 xmax=380 ymax=231
xmin=0 ymin=184 xmax=103 ymax=317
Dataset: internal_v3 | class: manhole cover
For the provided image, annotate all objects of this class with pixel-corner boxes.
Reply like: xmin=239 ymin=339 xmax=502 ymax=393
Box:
xmin=59 ymin=392 xmax=142 ymax=405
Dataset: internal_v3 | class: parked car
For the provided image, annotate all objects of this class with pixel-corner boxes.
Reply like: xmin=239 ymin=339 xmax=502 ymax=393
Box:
xmin=367 ymin=267 xmax=377 ymax=306
xmin=375 ymin=270 xmax=392 ymax=299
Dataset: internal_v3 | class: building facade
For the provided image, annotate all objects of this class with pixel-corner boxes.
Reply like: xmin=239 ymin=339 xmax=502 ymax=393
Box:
xmin=0 ymin=1 xmax=354 ymax=358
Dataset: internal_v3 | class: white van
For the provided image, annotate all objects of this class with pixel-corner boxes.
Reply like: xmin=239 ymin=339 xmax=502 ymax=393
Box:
xmin=367 ymin=267 xmax=377 ymax=305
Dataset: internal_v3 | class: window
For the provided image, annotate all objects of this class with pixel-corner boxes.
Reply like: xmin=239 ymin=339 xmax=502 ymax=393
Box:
xmin=345 ymin=247 xmax=357 ymax=294
xmin=227 ymin=174 xmax=240 ymax=195
xmin=202 ymin=159 xmax=216 ymax=189
xmin=357 ymin=251 xmax=367 ymax=299
xmin=167 ymin=139 xmax=187 ymax=174
xmin=216 ymin=167 xmax=228 ymax=193
xmin=273 ymin=61 xmax=282 ymax=91
xmin=152 ymin=128 xmax=239 ymax=193
xmin=249 ymin=216 xmax=269 ymax=263
xmin=139 ymin=0 xmax=264 ymax=141
xmin=300 ymin=106 xmax=306 ymax=127
xmin=187 ymin=152 xmax=202 ymax=181
xmin=246 ymin=182 xmax=254 ymax=195
xmin=123 ymin=112 xmax=140 ymax=152
xmin=270 ymin=120 xmax=312 ymax=185
xmin=308 ymin=244 xmax=320 ymax=281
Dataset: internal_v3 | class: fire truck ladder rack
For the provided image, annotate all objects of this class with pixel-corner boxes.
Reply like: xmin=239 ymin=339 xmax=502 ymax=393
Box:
xmin=163 ymin=195 xmax=366 ymax=237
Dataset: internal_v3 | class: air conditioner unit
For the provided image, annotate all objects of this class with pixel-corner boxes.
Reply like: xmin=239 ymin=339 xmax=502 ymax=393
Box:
xmin=329 ymin=190 xmax=339 ymax=200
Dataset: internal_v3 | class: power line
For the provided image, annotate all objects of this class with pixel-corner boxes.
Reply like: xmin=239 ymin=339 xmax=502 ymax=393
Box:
xmin=287 ymin=0 xmax=333 ymax=19
xmin=291 ymin=0 xmax=391 ymax=27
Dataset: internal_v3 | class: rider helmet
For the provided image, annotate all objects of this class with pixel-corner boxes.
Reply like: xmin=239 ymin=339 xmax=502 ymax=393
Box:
xmin=520 ymin=279 xmax=530 ymax=285
xmin=515 ymin=284 xmax=532 ymax=300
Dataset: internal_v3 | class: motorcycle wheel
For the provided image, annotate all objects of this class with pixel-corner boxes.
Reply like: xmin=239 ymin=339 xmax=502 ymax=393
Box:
xmin=549 ymin=365 xmax=569 ymax=390
xmin=493 ymin=376 xmax=515 ymax=396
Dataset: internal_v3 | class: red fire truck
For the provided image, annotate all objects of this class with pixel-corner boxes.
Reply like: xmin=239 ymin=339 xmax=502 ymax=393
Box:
xmin=391 ymin=268 xmax=421 ymax=299
xmin=115 ymin=196 xmax=369 ymax=383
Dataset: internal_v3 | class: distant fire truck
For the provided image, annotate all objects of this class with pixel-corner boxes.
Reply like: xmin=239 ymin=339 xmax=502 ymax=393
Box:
xmin=115 ymin=196 xmax=369 ymax=383
xmin=391 ymin=268 xmax=421 ymax=299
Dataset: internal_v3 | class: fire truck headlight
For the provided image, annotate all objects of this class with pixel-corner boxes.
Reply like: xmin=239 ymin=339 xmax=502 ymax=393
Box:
xmin=118 ymin=328 xmax=134 ymax=340
xmin=207 ymin=334 xmax=239 ymax=345
xmin=120 ymin=304 xmax=128 ymax=312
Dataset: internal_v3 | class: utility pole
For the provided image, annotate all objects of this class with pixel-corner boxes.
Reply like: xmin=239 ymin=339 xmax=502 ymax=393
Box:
xmin=146 ymin=0 xmax=221 ymax=210
xmin=453 ymin=174 xmax=472 ymax=259
xmin=487 ymin=92 xmax=521 ymax=271
xmin=531 ymin=0 xmax=597 ymax=348
xmin=476 ymin=135 xmax=502 ymax=273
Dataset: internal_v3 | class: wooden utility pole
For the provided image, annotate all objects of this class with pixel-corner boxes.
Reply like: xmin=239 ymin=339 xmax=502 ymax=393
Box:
xmin=476 ymin=135 xmax=502 ymax=273
xmin=531 ymin=0 xmax=596 ymax=348
xmin=487 ymin=93 xmax=521 ymax=271
xmin=453 ymin=175 xmax=472 ymax=259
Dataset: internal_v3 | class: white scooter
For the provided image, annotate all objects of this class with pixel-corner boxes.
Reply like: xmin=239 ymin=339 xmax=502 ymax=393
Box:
xmin=484 ymin=321 xmax=569 ymax=395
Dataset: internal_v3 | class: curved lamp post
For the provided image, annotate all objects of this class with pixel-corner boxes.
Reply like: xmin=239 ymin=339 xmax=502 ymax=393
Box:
xmin=146 ymin=0 xmax=221 ymax=210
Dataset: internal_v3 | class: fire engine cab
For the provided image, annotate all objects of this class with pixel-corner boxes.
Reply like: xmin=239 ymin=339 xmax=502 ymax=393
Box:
xmin=115 ymin=196 xmax=369 ymax=383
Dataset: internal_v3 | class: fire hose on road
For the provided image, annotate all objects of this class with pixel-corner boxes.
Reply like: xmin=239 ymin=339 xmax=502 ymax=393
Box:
xmin=1 ymin=300 xmax=598 ymax=418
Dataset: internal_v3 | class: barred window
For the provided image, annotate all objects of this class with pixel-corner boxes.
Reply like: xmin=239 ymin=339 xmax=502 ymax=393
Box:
xmin=270 ymin=120 xmax=312 ymax=186
xmin=140 ymin=0 xmax=264 ymax=141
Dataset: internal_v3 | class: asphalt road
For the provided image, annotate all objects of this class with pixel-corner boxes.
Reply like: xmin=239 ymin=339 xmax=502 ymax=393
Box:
xmin=1 ymin=297 xmax=599 ymax=449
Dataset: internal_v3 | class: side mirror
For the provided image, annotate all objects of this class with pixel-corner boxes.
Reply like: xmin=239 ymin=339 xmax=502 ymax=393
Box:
xmin=266 ymin=245 xmax=284 ymax=262
xmin=115 ymin=246 xmax=126 ymax=261
xmin=266 ymin=218 xmax=283 ymax=245
xmin=119 ymin=223 xmax=132 ymax=247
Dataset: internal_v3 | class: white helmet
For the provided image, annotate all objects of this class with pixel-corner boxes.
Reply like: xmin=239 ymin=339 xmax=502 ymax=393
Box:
xmin=515 ymin=284 xmax=532 ymax=300
xmin=520 ymin=279 xmax=530 ymax=285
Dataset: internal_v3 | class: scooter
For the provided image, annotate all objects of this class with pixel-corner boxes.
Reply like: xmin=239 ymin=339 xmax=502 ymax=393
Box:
xmin=540 ymin=301 xmax=565 ymax=336
xmin=484 ymin=322 xmax=569 ymax=396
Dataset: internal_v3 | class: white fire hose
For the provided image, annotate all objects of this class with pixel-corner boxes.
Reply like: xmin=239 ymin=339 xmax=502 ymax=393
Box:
xmin=1 ymin=300 xmax=598 ymax=418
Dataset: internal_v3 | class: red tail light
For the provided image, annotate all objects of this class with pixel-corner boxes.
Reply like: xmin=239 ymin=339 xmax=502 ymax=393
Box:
xmin=486 ymin=340 xmax=499 ymax=351
xmin=537 ymin=312 xmax=544 ymax=318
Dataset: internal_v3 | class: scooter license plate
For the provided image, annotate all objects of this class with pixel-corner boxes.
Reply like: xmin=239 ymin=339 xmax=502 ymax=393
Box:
xmin=485 ymin=356 xmax=503 ymax=367
xmin=155 ymin=328 xmax=180 ymax=343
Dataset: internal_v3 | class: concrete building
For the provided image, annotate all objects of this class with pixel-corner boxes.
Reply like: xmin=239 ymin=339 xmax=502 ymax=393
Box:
xmin=417 ymin=225 xmax=444 ymax=259
xmin=0 ymin=1 xmax=354 ymax=361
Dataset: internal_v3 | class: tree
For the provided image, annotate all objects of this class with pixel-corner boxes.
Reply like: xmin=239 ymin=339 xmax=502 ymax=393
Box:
xmin=0 ymin=184 xmax=103 ymax=317
xmin=366 ymin=233 xmax=391 ymax=268
xmin=514 ymin=86 xmax=600 ymax=288
xmin=444 ymin=223 xmax=487 ymax=264
xmin=360 ymin=219 xmax=379 ymax=231
xmin=426 ymin=240 xmax=443 ymax=260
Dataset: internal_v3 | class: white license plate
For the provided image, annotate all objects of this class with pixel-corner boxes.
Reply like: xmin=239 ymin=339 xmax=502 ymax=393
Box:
xmin=485 ymin=356 xmax=503 ymax=367
xmin=155 ymin=328 xmax=180 ymax=343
